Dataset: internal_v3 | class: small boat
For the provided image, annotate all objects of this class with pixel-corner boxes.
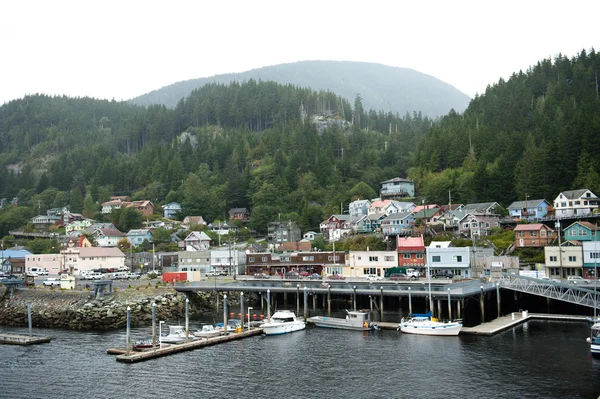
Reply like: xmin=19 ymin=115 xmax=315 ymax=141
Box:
xmin=259 ymin=310 xmax=306 ymax=335
xmin=308 ymin=310 xmax=375 ymax=331
xmin=216 ymin=319 xmax=242 ymax=333
xmin=586 ymin=322 xmax=600 ymax=356
xmin=397 ymin=312 xmax=462 ymax=336
xmin=160 ymin=325 xmax=190 ymax=344
xmin=132 ymin=339 xmax=155 ymax=351
xmin=193 ymin=325 xmax=223 ymax=339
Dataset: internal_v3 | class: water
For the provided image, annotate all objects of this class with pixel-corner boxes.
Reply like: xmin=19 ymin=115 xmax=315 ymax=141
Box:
xmin=1 ymin=319 xmax=600 ymax=399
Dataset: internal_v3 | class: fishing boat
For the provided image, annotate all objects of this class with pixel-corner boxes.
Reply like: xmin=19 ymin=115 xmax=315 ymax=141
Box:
xmin=160 ymin=325 xmax=190 ymax=344
xmin=308 ymin=310 xmax=375 ymax=331
xmin=397 ymin=262 xmax=462 ymax=336
xmin=193 ymin=325 xmax=223 ymax=339
xmin=586 ymin=322 xmax=600 ymax=356
xmin=398 ymin=312 xmax=462 ymax=336
xmin=259 ymin=310 xmax=305 ymax=335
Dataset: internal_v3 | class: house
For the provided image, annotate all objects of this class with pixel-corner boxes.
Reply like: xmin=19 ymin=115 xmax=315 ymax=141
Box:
xmin=228 ymin=208 xmax=250 ymax=221
xmin=268 ymin=222 xmax=302 ymax=247
xmin=380 ymin=211 xmax=414 ymax=236
xmin=544 ymin=241 xmax=583 ymax=279
xmin=101 ymin=197 xmax=129 ymax=214
xmin=178 ymin=250 xmax=211 ymax=276
xmin=458 ymin=213 xmax=500 ymax=237
xmin=84 ymin=223 xmax=116 ymax=235
xmin=246 ymin=251 xmax=343 ymax=277
xmin=348 ymin=250 xmax=398 ymax=277
xmin=320 ymin=214 xmax=351 ymax=241
xmin=563 ymin=221 xmax=599 ymax=242
xmin=30 ymin=214 xmax=61 ymax=226
xmin=462 ymin=202 xmax=502 ymax=215
xmin=62 ymin=211 xmax=84 ymax=225
xmin=303 ymin=231 xmax=320 ymax=241
xmin=364 ymin=213 xmax=386 ymax=234
xmin=380 ymin=177 xmax=415 ymax=199
xmin=368 ymin=200 xmax=401 ymax=216
xmin=65 ymin=219 xmax=93 ymax=234
xmin=583 ymin=241 xmax=600 ymax=279
xmin=553 ymin=189 xmax=599 ymax=218
xmin=126 ymin=229 xmax=154 ymax=246
xmin=162 ymin=202 xmax=182 ymax=219
xmin=514 ymin=224 xmax=555 ymax=248
xmin=508 ymin=199 xmax=552 ymax=221
xmin=184 ymin=231 xmax=212 ymax=251
xmin=25 ymin=253 xmax=61 ymax=275
xmin=127 ymin=200 xmax=154 ymax=216
xmin=426 ymin=245 xmax=491 ymax=279
xmin=397 ymin=235 xmax=425 ymax=270
xmin=182 ymin=216 xmax=207 ymax=228
xmin=349 ymin=199 xmax=370 ymax=217
xmin=210 ymin=249 xmax=246 ymax=276
xmin=0 ymin=249 xmax=32 ymax=275
xmin=76 ymin=247 xmax=126 ymax=274
xmin=411 ymin=207 xmax=443 ymax=226
xmin=342 ymin=215 xmax=370 ymax=235
xmin=208 ymin=222 xmax=238 ymax=236
xmin=94 ymin=228 xmax=125 ymax=247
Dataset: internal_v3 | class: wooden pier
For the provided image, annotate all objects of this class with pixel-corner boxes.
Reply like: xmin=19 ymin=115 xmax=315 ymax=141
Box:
xmin=461 ymin=312 xmax=588 ymax=336
xmin=109 ymin=328 xmax=264 ymax=363
xmin=0 ymin=333 xmax=52 ymax=345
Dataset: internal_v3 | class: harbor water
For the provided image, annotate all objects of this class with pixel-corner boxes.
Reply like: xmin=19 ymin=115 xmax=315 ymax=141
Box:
xmin=1 ymin=319 xmax=600 ymax=398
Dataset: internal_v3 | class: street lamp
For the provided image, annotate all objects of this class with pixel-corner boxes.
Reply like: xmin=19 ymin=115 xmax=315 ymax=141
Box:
xmin=247 ymin=307 xmax=253 ymax=331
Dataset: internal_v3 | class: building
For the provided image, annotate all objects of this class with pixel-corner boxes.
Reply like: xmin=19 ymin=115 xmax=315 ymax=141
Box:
xmin=162 ymin=202 xmax=182 ymax=219
xmin=462 ymin=202 xmax=502 ymax=215
xmin=210 ymin=249 xmax=246 ymax=276
xmin=553 ymin=189 xmax=599 ymax=218
xmin=25 ymin=253 xmax=61 ymax=275
xmin=228 ymin=208 xmax=250 ymax=221
xmin=349 ymin=199 xmax=370 ymax=217
xmin=177 ymin=250 xmax=211 ymax=276
xmin=94 ymin=228 xmax=125 ymax=247
xmin=184 ymin=231 xmax=212 ymax=251
xmin=126 ymin=229 xmax=154 ymax=246
xmin=458 ymin=213 xmax=500 ymax=237
xmin=397 ymin=236 xmax=425 ymax=271
xmin=563 ymin=221 xmax=599 ymax=242
xmin=246 ymin=251 xmax=344 ymax=276
xmin=544 ymin=242 xmax=583 ymax=279
xmin=268 ymin=222 xmax=302 ymax=248
xmin=380 ymin=177 xmax=415 ymax=199
xmin=348 ymin=250 xmax=398 ymax=277
xmin=426 ymin=244 xmax=474 ymax=279
xmin=380 ymin=212 xmax=414 ymax=236
xmin=182 ymin=216 xmax=207 ymax=228
xmin=1 ymin=249 xmax=32 ymax=275
xmin=303 ymin=231 xmax=320 ymax=241
xmin=514 ymin=224 xmax=555 ymax=248
xmin=75 ymin=247 xmax=126 ymax=274
xmin=582 ymin=241 xmax=600 ymax=279
xmin=508 ymin=199 xmax=552 ymax=221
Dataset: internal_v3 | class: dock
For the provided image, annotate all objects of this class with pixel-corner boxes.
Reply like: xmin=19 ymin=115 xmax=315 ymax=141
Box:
xmin=461 ymin=312 xmax=589 ymax=336
xmin=109 ymin=328 xmax=264 ymax=363
xmin=0 ymin=333 xmax=52 ymax=345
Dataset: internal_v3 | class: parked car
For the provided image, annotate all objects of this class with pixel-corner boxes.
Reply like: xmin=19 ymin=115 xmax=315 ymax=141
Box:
xmin=567 ymin=276 xmax=590 ymax=284
xmin=284 ymin=272 xmax=300 ymax=279
xmin=206 ymin=271 xmax=219 ymax=277
xmin=327 ymin=274 xmax=346 ymax=280
xmin=42 ymin=278 xmax=61 ymax=287
xmin=253 ymin=273 xmax=269 ymax=279
xmin=390 ymin=273 xmax=409 ymax=281
xmin=366 ymin=274 xmax=384 ymax=281
xmin=309 ymin=273 xmax=322 ymax=280
xmin=432 ymin=271 xmax=454 ymax=279
xmin=298 ymin=271 xmax=310 ymax=277
xmin=125 ymin=272 xmax=141 ymax=280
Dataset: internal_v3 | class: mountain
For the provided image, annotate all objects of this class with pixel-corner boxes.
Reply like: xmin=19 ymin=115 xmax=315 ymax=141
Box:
xmin=129 ymin=61 xmax=471 ymax=117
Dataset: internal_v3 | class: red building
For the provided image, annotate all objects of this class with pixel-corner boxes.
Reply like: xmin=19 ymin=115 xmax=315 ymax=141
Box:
xmin=397 ymin=235 xmax=426 ymax=271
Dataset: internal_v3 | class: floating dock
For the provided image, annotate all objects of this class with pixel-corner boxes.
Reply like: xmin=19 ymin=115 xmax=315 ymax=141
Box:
xmin=0 ymin=333 xmax=52 ymax=345
xmin=109 ymin=328 xmax=264 ymax=363
xmin=461 ymin=312 xmax=588 ymax=336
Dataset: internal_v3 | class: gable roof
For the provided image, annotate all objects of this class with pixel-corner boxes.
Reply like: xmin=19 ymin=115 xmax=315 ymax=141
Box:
xmin=463 ymin=202 xmax=501 ymax=212
xmin=514 ymin=223 xmax=553 ymax=231
xmin=380 ymin=177 xmax=414 ymax=184
xmin=397 ymin=236 xmax=424 ymax=248
xmin=97 ymin=228 xmax=125 ymax=237
xmin=564 ymin=221 xmax=599 ymax=231
xmin=508 ymin=199 xmax=549 ymax=209
xmin=382 ymin=211 xmax=413 ymax=221
xmin=185 ymin=231 xmax=212 ymax=241
xmin=558 ymin=189 xmax=597 ymax=199
xmin=411 ymin=207 xmax=441 ymax=218
xmin=0 ymin=249 xmax=32 ymax=259
xmin=127 ymin=229 xmax=152 ymax=236
xmin=428 ymin=241 xmax=451 ymax=248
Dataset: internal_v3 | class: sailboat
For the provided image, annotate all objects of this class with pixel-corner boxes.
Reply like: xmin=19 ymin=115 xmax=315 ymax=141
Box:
xmin=397 ymin=263 xmax=462 ymax=336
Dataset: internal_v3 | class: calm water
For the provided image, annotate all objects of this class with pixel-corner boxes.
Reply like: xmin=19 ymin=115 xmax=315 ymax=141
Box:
xmin=1 ymin=318 xmax=600 ymax=399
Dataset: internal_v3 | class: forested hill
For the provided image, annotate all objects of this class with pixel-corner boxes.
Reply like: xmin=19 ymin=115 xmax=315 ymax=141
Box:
xmin=129 ymin=61 xmax=471 ymax=117
xmin=0 ymin=81 xmax=432 ymax=237
xmin=410 ymin=49 xmax=600 ymax=207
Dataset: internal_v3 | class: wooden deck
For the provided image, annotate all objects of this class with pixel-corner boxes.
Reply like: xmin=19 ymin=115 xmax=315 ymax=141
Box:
xmin=0 ymin=333 xmax=52 ymax=345
xmin=461 ymin=312 xmax=589 ymax=336
xmin=110 ymin=328 xmax=264 ymax=363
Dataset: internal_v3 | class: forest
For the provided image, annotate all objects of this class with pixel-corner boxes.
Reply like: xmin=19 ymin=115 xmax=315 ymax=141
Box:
xmin=0 ymin=49 xmax=598 ymax=239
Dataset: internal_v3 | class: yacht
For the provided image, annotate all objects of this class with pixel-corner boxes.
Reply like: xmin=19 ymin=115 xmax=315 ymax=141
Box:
xmin=259 ymin=310 xmax=306 ymax=335
xmin=398 ymin=312 xmax=462 ymax=336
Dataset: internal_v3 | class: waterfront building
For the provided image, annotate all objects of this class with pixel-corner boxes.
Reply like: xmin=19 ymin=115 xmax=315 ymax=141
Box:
xmin=348 ymin=250 xmax=398 ymax=278
xmin=544 ymin=241 xmax=583 ymax=279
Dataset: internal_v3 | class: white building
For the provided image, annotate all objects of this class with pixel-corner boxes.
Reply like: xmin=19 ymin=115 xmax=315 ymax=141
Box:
xmin=347 ymin=250 xmax=398 ymax=278
xmin=553 ymin=189 xmax=599 ymax=218
xmin=210 ymin=249 xmax=247 ymax=276
xmin=426 ymin=246 xmax=472 ymax=278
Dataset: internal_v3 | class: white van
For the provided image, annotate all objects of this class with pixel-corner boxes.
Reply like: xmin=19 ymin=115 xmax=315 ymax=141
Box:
xmin=28 ymin=267 xmax=48 ymax=276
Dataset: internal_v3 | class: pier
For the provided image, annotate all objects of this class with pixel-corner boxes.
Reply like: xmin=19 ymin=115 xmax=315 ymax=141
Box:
xmin=0 ymin=333 xmax=52 ymax=345
xmin=109 ymin=328 xmax=264 ymax=363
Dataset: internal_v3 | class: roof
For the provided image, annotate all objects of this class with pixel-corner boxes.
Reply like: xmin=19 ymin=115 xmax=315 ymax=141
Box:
xmin=428 ymin=241 xmax=451 ymax=248
xmin=411 ymin=208 xmax=440 ymax=218
xmin=463 ymin=202 xmax=500 ymax=212
xmin=508 ymin=199 xmax=548 ymax=209
xmin=184 ymin=216 xmax=206 ymax=224
xmin=79 ymin=247 xmax=125 ymax=257
xmin=564 ymin=221 xmax=599 ymax=231
xmin=380 ymin=177 xmax=414 ymax=184
xmin=98 ymin=228 xmax=125 ymax=237
xmin=397 ymin=236 xmax=424 ymax=248
xmin=514 ymin=223 xmax=553 ymax=231
xmin=229 ymin=208 xmax=249 ymax=213
xmin=0 ymin=249 xmax=32 ymax=259
xmin=382 ymin=211 xmax=413 ymax=221
xmin=127 ymin=229 xmax=152 ymax=236
xmin=162 ymin=202 xmax=182 ymax=209
xmin=558 ymin=189 xmax=597 ymax=199
xmin=369 ymin=200 xmax=393 ymax=208
xmin=185 ymin=231 xmax=212 ymax=241
xmin=411 ymin=204 xmax=439 ymax=213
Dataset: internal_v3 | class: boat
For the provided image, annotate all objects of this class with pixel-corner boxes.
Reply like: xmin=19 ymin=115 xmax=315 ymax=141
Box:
xmin=215 ymin=319 xmax=242 ymax=333
xmin=586 ymin=322 xmax=600 ymax=356
xmin=160 ymin=325 xmax=190 ymax=344
xmin=397 ymin=262 xmax=462 ymax=336
xmin=308 ymin=310 xmax=375 ymax=331
xmin=398 ymin=312 xmax=463 ymax=336
xmin=193 ymin=325 xmax=223 ymax=339
xmin=132 ymin=339 xmax=155 ymax=351
xmin=259 ymin=310 xmax=306 ymax=335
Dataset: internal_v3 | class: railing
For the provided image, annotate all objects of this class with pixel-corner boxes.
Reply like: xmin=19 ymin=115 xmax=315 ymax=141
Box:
xmin=498 ymin=272 xmax=600 ymax=310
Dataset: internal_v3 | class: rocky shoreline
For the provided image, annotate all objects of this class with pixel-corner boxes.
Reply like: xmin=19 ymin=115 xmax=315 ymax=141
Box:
xmin=0 ymin=286 xmax=244 ymax=331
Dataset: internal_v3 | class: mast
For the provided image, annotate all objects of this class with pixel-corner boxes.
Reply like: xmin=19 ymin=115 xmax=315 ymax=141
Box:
xmin=427 ymin=262 xmax=433 ymax=314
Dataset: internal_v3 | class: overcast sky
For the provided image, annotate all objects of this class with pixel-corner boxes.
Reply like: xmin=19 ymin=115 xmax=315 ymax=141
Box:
xmin=1 ymin=0 xmax=598 ymax=106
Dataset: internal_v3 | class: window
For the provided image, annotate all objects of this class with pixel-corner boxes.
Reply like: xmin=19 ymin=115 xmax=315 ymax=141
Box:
xmin=540 ymin=231 xmax=546 ymax=237
xmin=530 ymin=231 xmax=537 ymax=237
xmin=454 ymin=256 xmax=462 ymax=262
xmin=416 ymin=254 xmax=424 ymax=259
xmin=403 ymin=254 xmax=411 ymax=259
xmin=249 ymin=257 xmax=255 ymax=262
xmin=302 ymin=256 xmax=314 ymax=261
xmin=568 ymin=256 xmax=576 ymax=262
xmin=518 ymin=231 xmax=524 ymax=237
xmin=262 ymin=257 xmax=268 ymax=262
xmin=432 ymin=256 xmax=441 ymax=262
xmin=463 ymin=223 xmax=469 ymax=229
xmin=384 ymin=256 xmax=395 ymax=261
xmin=369 ymin=256 xmax=379 ymax=262
xmin=550 ymin=256 xmax=557 ymax=262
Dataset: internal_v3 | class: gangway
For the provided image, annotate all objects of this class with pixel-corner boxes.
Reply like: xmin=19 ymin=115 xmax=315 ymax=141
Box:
xmin=498 ymin=272 xmax=600 ymax=311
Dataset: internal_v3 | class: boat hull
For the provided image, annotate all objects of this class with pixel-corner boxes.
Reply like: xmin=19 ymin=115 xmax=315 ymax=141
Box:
xmin=309 ymin=316 xmax=371 ymax=331
xmin=399 ymin=320 xmax=462 ymax=336
xmin=193 ymin=331 xmax=222 ymax=338
xmin=260 ymin=321 xmax=306 ymax=335
xmin=591 ymin=342 xmax=600 ymax=356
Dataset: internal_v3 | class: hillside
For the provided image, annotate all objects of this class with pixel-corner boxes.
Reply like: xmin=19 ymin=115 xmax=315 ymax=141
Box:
xmin=129 ymin=61 xmax=471 ymax=117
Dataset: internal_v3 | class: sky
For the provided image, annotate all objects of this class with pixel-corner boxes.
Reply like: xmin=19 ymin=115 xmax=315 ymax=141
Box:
xmin=1 ymin=0 xmax=598 ymax=106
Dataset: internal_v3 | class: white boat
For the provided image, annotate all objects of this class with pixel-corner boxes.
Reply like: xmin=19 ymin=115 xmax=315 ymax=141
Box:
xmin=586 ymin=322 xmax=600 ymax=356
xmin=397 ymin=262 xmax=462 ymax=336
xmin=398 ymin=312 xmax=462 ymax=336
xmin=216 ymin=319 xmax=242 ymax=333
xmin=308 ymin=310 xmax=375 ymax=331
xmin=259 ymin=310 xmax=306 ymax=335
xmin=193 ymin=325 xmax=223 ymax=339
xmin=160 ymin=325 xmax=190 ymax=344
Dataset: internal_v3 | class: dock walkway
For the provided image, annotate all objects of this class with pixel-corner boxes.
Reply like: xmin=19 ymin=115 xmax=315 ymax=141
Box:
xmin=110 ymin=328 xmax=263 ymax=363
xmin=461 ymin=312 xmax=588 ymax=336
xmin=0 ymin=333 xmax=52 ymax=345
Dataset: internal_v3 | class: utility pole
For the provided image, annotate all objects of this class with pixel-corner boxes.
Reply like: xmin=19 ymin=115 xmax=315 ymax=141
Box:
xmin=152 ymin=242 xmax=155 ymax=273
xmin=556 ymin=220 xmax=563 ymax=280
